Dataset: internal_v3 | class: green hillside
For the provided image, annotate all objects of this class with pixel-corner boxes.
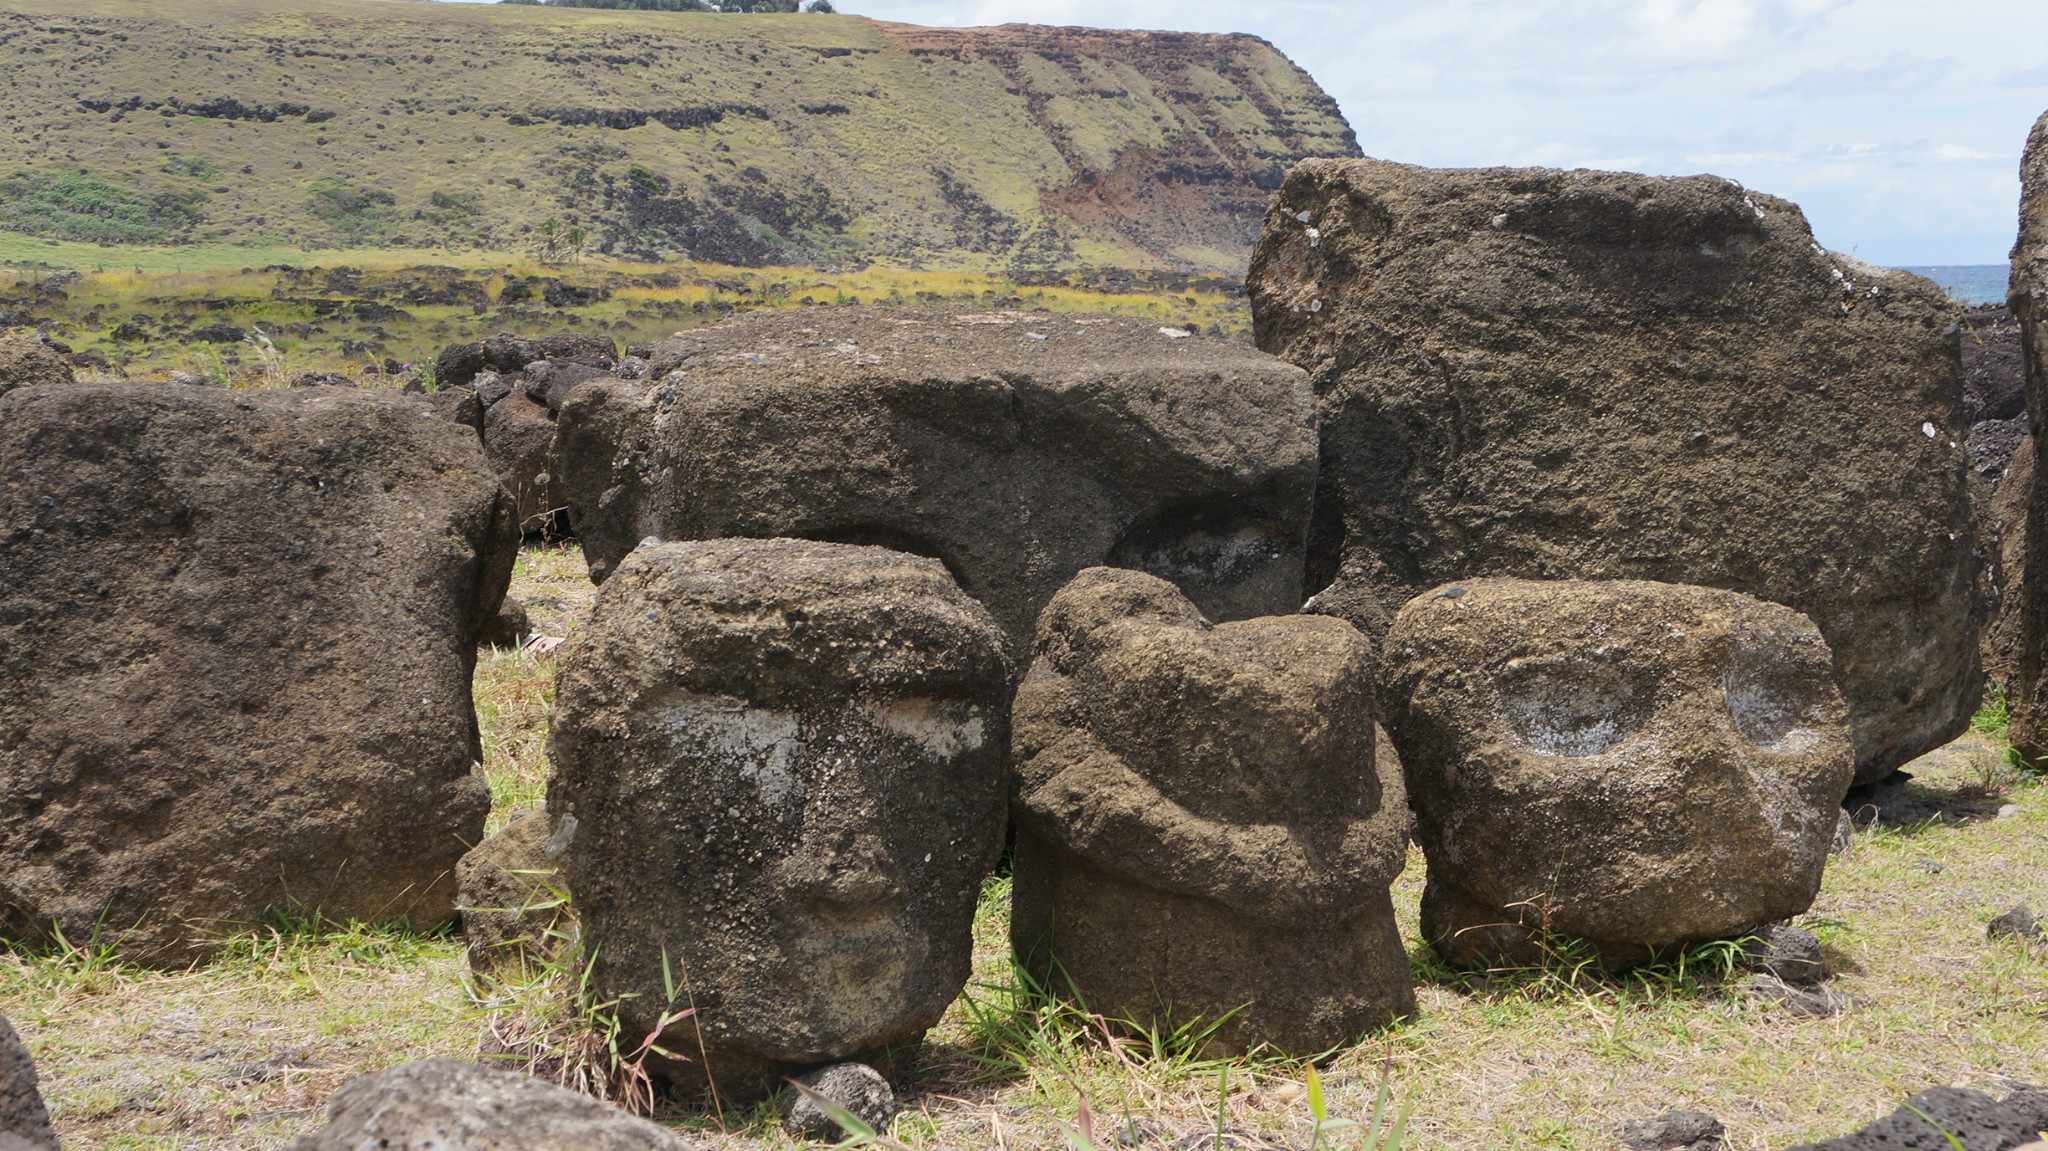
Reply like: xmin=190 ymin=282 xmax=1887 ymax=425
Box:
xmin=0 ymin=0 xmax=1359 ymax=274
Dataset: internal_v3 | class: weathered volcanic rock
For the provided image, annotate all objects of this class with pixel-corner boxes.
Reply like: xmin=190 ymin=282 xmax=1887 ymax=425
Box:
xmin=0 ymin=1016 xmax=55 ymax=1151
xmin=0 ymin=384 xmax=515 ymax=965
xmin=0 ymin=332 xmax=73 ymax=399
xmin=779 ymin=1062 xmax=896 ymax=1141
xmin=547 ymin=538 xmax=1013 ymax=1102
xmin=1787 ymin=1085 xmax=2048 ymax=1151
xmin=484 ymin=391 xmax=561 ymax=528
xmin=286 ymin=1057 xmax=700 ymax=1151
xmin=1986 ymin=434 xmax=2033 ymax=684
xmin=437 ymin=331 xmax=617 ymax=391
xmin=552 ymin=308 xmax=1317 ymax=658
xmin=457 ymin=809 xmax=572 ymax=974
xmin=1379 ymin=578 xmax=1853 ymax=969
xmin=2009 ymin=109 xmax=2048 ymax=763
xmin=1010 ymin=567 xmax=1413 ymax=1054
xmin=1964 ymin=304 xmax=2026 ymax=424
xmin=1250 ymin=159 xmax=1982 ymax=783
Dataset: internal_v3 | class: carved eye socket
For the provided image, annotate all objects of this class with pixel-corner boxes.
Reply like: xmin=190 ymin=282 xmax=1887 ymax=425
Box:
xmin=1722 ymin=647 xmax=1820 ymax=748
xmin=1496 ymin=657 xmax=1648 ymax=757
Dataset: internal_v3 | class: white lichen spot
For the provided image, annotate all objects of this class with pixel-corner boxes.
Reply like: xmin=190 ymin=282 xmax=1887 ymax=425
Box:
xmin=1309 ymin=298 xmax=1323 ymax=313
xmin=1743 ymin=196 xmax=1765 ymax=220
xmin=1158 ymin=327 xmax=1192 ymax=339
xmin=1295 ymin=210 xmax=1312 ymax=224
xmin=1490 ymin=213 xmax=1508 ymax=229
xmin=655 ymin=692 xmax=802 ymax=804
xmin=1921 ymin=421 xmax=1937 ymax=438
xmin=865 ymin=697 xmax=986 ymax=759
xmin=1305 ymin=226 xmax=1321 ymax=246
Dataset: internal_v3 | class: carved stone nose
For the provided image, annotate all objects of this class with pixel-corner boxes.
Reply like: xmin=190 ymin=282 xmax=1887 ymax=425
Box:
xmin=784 ymin=823 xmax=905 ymax=909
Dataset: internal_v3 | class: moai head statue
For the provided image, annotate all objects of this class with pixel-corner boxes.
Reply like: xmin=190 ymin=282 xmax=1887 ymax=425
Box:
xmin=1010 ymin=567 xmax=1414 ymax=1055
xmin=547 ymin=538 xmax=1013 ymax=1100
xmin=1378 ymin=577 xmax=1854 ymax=968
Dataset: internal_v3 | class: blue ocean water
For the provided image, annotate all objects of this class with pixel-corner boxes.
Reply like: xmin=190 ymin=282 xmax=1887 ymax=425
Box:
xmin=1900 ymin=264 xmax=2007 ymax=305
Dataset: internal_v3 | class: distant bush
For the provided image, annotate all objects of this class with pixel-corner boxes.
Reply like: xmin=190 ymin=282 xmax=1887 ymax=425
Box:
xmin=162 ymin=155 xmax=220 ymax=180
xmin=0 ymin=170 xmax=206 ymax=244
xmin=429 ymin=190 xmax=484 ymax=214
xmin=307 ymin=176 xmax=396 ymax=240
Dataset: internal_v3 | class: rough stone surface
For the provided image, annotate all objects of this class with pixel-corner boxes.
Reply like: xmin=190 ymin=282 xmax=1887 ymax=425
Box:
xmin=1743 ymin=924 xmax=1829 ymax=985
xmin=1621 ymin=1111 xmax=1724 ymax=1151
xmin=484 ymin=391 xmax=561 ymax=528
xmin=0 ymin=384 xmax=514 ymax=965
xmin=548 ymin=538 xmax=1013 ymax=1101
xmin=1987 ymin=435 xmax=2034 ymax=684
xmin=1250 ymin=159 xmax=1982 ymax=784
xmin=1988 ymin=904 xmax=2045 ymax=942
xmin=479 ymin=598 xmax=532 ymax=650
xmin=523 ymin=361 xmax=612 ymax=414
xmin=1378 ymin=578 xmax=1853 ymax=969
xmin=457 ymin=809 xmax=572 ymax=974
xmin=0 ymin=1016 xmax=55 ymax=1151
xmin=286 ymin=1057 xmax=698 ymax=1150
xmin=779 ymin=1063 xmax=896 ymax=1141
xmin=1010 ymin=566 xmax=1413 ymax=1055
xmin=1787 ymin=1086 xmax=2042 ymax=1151
xmin=552 ymin=308 xmax=1318 ymax=658
xmin=1964 ymin=304 xmax=2027 ymax=424
xmin=2010 ymin=110 xmax=2048 ymax=764
xmin=0 ymin=333 xmax=73 ymax=400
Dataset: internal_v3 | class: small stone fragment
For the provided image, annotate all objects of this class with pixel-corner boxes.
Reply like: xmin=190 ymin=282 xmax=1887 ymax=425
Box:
xmin=1742 ymin=976 xmax=1863 ymax=1018
xmin=1744 ymin=925 xmax=1829 ymax=986
xmin=0 ymin=1016 xmax=56 ymax=1151
xmin=1988 ymin=904 xmax=2046 ymax=942
xmin=1621 ymin=1110 xmax=1724 ymax=1151
xmin=779 ymin=1063 xmax=896 ymax=1141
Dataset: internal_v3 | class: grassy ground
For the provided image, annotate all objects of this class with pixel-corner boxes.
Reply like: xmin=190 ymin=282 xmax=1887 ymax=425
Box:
xmin=1 ymin=249 xmax=1251 ymax=378
xmin=5 ymin=545 xmax=2044 ymax=1150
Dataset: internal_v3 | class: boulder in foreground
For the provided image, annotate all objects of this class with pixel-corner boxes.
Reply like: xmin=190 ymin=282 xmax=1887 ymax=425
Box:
xmin=0 ymin=384 xmax=515 ymax=964
xmin=1379 ymin=578 xmax=1852 ymax=968
xmin=287 ymin=1057 xmax=699 ymax=1150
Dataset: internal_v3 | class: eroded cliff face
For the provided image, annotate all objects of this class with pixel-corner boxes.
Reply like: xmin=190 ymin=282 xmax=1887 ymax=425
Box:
xmin=0 ymin=0 xmax=1358 ymax=273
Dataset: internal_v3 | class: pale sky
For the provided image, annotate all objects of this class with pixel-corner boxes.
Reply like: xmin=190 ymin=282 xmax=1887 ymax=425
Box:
xmin=441 ymin=0 xmax=2048 ymax=265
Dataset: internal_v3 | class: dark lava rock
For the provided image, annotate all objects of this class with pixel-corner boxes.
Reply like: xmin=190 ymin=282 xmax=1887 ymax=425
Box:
xmin=554 ymin=308 xmax=1317 ymax=659
xmin=779 ymin=1062 xmax=896 ymax=1141
xmin=0 ymin=384 xmax=516 ymax=965
xmin=423 ymin=386 xmax=484 ymax=438
xmin=1988 ymin=904 xmax=2046 ymax=942
xmin=483 ymin=391 xmax=560 ymax=529
xmin=1379 ymin=578 xmax=1852 ymax=969
xmin=1251 ymin=159 xmax=1983 ymax=785
xmin=0 ymin=332 xmax=74 ymax=399
xmin=288 ymin=371 xmax=356 ymax=388
xmin=2009 ymin=110 xmax=2048 ymax=765
xmin=1010 ymin=567 xmax=1413 ymax=1054
xmin=1985 ymin=433 xmax=2032 ymax=683
xmin=473 ymin=369 xmax=516 ymax=410
xmin=1963 ymin=304 xmax=2026 ymax=424
xmin=478 ymin=598 xmax=530 ymax=649
xmin=548 ymin=538 xmax=1013 ymax=1102
xmin=1744 ymin=925 xmax=1829 ymax=985
xmin=1621 ymin=1110 xmax=1724 ymax=1151
xmin=0 ymin=1016 xmax=55 ymax=1151
xmin=1970 ymin=417 xmax=2027 ymax=485
xmin=457 ymin=809 xmax=570 ymax=975
xmin=1742 ymin=976 xmax=1864 ymax=1017
xmin=521 ymin=360 xmax=611 ymax=414
xmin=286 ymin=1057 xmax=700 ymax=1150
xmin=187 ymin=321 xmax=243 ymax=344
xmin=1787 ymin=1085 xmax=2042 ymax=1151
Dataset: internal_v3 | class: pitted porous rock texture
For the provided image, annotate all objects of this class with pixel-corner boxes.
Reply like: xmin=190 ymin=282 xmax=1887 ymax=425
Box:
xmin=1010 ymin=567 xmax=1413 ymax=1055
xmin=1249 ymin=159 xmax=1981 ymax=784
xmin=1786 ymin=1085 xmax=2048 ymax=1151
xmin=457 ymin=809 xmax=573 ymax=976
xmin=0 ymin=384 xmax=515 ymax=966
xmin=2009 ymin=110 xmax=2048 ymax=763
xmin=1379 ymin=578 xmax=1853 ymax=969
xmin=0 ymin=1016 xmax=55 ymax=1151
xmin=1985 ymin=434 xmax=2033 ymax=684
xmin=552 ymin=308 xmax=1317 ymax=659
xmin=0 ymin=333 xmax=72 ymax=400
xmin=548 ymin=538 xmax=1013 ymax=1102
xmin=286 ymin=1057 xmax=700 ymax=1150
